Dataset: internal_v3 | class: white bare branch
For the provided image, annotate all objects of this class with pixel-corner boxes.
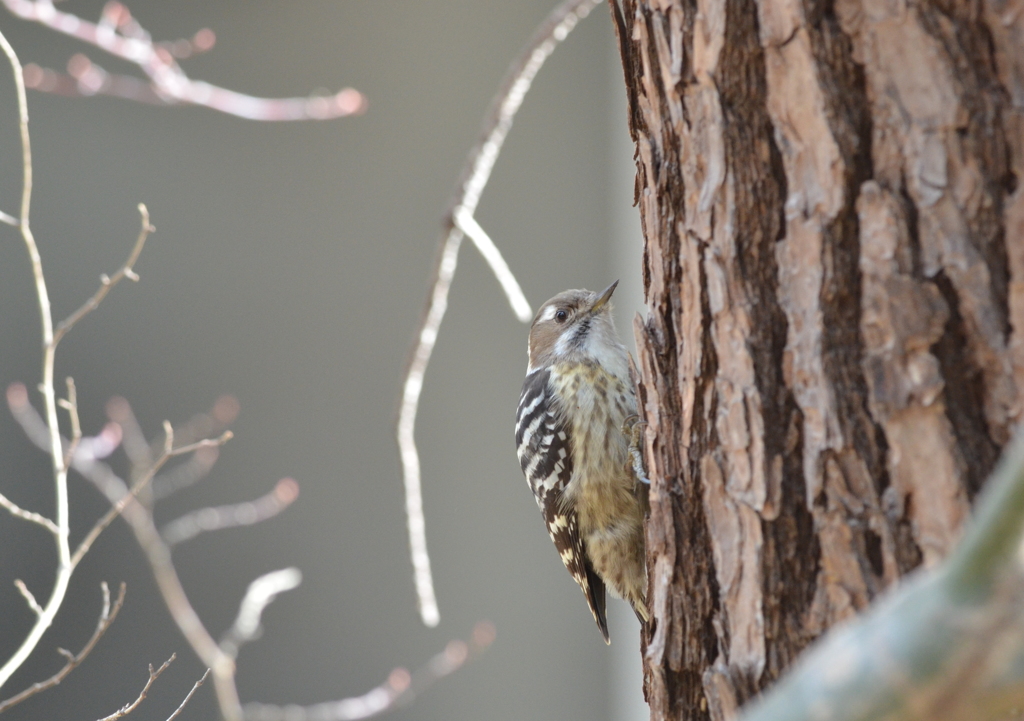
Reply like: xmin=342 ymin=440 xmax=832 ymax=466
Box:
xmin=0 ymin=492 xmax=60 ymax=535
xmin=452 ymin=208 xmax=532 ymax=322
xmin=13 ymin=579 xmax=42 ymax=616
xmin=3 ymin=0 xmax=367 ymax=121
xmin=0 ymin=25 xmax=74 ymax=694
xmin=162 ymin=479 xmax=299 ymax=546
xmin=220 ymin=568 xmax=303 ymax=658
xmin=397 ymin=0 xmax=600 ymax=627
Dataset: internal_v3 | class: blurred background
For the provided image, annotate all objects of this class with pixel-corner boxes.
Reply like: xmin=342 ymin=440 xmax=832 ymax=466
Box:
xmin=0 ymin=2 xmax=648 ymax=719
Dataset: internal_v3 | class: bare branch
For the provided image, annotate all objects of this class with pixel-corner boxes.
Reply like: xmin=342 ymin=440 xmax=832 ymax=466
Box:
xmin=4 ymin=0 xmax=367 ymax=121
xmin=152 ymin=447 xmax=220 ymax=500
xmin=452 ymin=208 xmax=531 ymax=322
xmin=8 ymin=383 xmax=233 ymax=568
xmin=52 ymin=205 xmax=153 ymax=348
xmin=66 ymin=402 xmax=290 ymax=721
xmin=70 ymin=426 xmax=232 ymax=569
xmin=169 ymin=430 xmax=233 ymax=458
xmin=0 ymin=24 xmax=75 ymax=694
xmin=0 ymin=22 xmax=31 ymax=227
xmin=7 ymin=382 xmax=122 ymax=466
xmin=0 ymin=492 xmax=60 ymax=535
xmin=397 ymin=0 xmax=599 ymax=628
xmin=220 ymin=568 xmax=302 ymax=658
xmin=58 ymin=376 xmax=82 ymax=470
xmin=95 ymin=654 xmax=176 ymax=721
xmin=29 ymin=406 xmax=237 ymax=717
xmin=83 ymin=466 xmax=244 ymax=721
xmin=243 ymin=621 xmax=497 ymax=721
xmin=0 ymin=209 xmax=16 ymax=225
xmin=162 ymin=478 xmax=299 ymax=547
xmin=153 ymin=395 xmax=240 ymax=452
xmin=166 ymin=669 xmax=211 ymax=721
xmin=446 ymin=0 xmax=602 ymax=224
xmin=395 ymin=232 xmax=457 ymax=629
xmin=105 ymin=395 xmax=152 ymax=467
xmin=13 ymin=579 xmax=43 ymax=616
xmin=0 ymin=582 xmax=126 ymax=713
xmin=104 ymin=393 xmax=237 ymax=488
xmin=6 ymin=382 xmax=46 ymax=444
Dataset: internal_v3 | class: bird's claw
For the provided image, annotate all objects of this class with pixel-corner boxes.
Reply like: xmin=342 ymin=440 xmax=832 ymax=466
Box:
xmin=623 ymin=415 xmax=650 ymax=485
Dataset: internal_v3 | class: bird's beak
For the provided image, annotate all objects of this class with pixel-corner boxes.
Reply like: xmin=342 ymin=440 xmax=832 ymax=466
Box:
xmin=590 ymin=280 xmax=619 ymax=314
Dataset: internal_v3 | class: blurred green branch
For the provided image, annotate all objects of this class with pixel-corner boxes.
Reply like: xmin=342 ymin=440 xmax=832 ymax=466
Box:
xmin=740 ymin=435 xmax=1024 ymax=721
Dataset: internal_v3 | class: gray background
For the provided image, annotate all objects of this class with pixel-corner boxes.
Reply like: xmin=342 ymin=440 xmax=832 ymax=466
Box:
xmin=0 ymin=2 xmax=646 ymax=719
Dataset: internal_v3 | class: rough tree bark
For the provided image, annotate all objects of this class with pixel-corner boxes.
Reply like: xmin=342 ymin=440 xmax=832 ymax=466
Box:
xmin=608 ymin=0 xmax=1024 ymax=718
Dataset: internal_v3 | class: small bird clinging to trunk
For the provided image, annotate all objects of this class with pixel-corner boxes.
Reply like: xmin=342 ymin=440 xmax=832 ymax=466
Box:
xmin=514 ymin=280 xmax=648 ymax=643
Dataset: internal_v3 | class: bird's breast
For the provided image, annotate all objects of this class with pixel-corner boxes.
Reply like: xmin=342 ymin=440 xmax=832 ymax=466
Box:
xmin=549 ymin=362 xmax=637 ymax=502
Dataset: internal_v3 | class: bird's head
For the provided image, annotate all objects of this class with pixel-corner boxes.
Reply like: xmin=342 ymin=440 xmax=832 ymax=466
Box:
xmin=527 ymin=280 xmax=622 ymax=372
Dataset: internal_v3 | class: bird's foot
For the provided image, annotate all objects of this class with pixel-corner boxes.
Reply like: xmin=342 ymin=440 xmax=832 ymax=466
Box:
xmin=622 ymin=415 xmax=650 ymax=485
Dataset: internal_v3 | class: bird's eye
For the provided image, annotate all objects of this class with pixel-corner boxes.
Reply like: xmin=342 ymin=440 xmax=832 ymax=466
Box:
xmin=555 ymin=309 xmax=568 ymax=323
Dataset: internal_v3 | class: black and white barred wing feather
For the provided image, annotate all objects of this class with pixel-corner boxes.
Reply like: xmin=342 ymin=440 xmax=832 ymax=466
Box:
xmin=515 ymin=368 xmax=609 ymax=643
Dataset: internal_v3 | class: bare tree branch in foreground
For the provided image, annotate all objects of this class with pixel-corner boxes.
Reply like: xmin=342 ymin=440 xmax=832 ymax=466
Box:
xmin=95 ymin=654 xmax=175 ymax=721
xmin=166 ymin=669 xmax=211 ymax=721
xmin=74 ymin=398 xmax=494 ymax=721
xmin=3 ymin=0 xmax=367 ymax=120
xmin=0 ymin=582 xmax=126 ymax=713
xmin=8 ymin=392 xmax=286 ymax=719
xmin=87 ymin=655 xmax=206 ymax=721
xmin=397 ymin=0 xmax=600 ymax=628
xmin=0 ymin=23 xmax=151 ymax=691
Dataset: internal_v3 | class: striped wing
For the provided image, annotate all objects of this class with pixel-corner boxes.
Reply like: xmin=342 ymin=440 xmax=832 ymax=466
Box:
xmin=515 ymin=368 xmax=609 ymax=643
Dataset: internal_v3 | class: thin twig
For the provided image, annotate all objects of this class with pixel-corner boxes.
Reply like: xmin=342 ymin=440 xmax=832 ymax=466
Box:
xmin=152 ymin=447 xmax=220 ymax=500
xmin=103 ymin=394 xmax=235 ymax=496
xmin=0 ymin=492 xmax=60 ymax=535
xmin=70 ymin=427 xmax=233 ymax=569
xmin=0 ymin=209 xmax=16 ymax=225
xmin=0 ymin=25 xmax=75 ymax=694
xmin=3 ymin=0 xmax=366 ymax=120
xmin=162 ymin=478 xmax=299 ymax=547
xmin=95 ymin=654 xmax=176 ymax=721
xmin=105 ymin=395 xmax=152 ymax=468
xmin=0 ymin=582 xmax=126 ymax=713
xmin=243 ymin=621 xmax=497 ymax=721
xmin=13 ymin=579 xmax=43 ymax=616
xmin=63 ymin=402 xmax=273 ymax=721
xmin=452 ymin=208 xmax=531 ymax=321
xmin=397 ymin=0 xmax=599 ymax=628
xmin=7 ymin=382 xmax=122 ymax=466
xmin=58 ymin=376 xmax=81 ymax=470
xmin=152 ymin=395 xmax=240 ymax=453
xmin=166 ymin=669 xmax=211 ymax=721
xmin=220 ymin=568 xmax=302 ymax=658
xmin=52 ymin=204 xmax=153 ymax=348
xmin=169 ymin=431 xmax=234 ymax=458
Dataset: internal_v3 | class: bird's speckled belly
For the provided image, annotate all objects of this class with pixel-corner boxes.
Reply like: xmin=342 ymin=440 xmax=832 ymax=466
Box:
xmin=551 ymin=362 xmax=647 ymax=609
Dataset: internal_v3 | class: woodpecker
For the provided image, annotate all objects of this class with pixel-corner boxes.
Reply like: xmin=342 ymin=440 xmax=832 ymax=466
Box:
xmin=514 ymin=280 xmax=648 ymax=643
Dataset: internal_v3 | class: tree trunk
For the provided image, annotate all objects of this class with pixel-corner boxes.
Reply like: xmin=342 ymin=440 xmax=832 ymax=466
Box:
xmin=608 ymin=0 xmax=1024 ymax=717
